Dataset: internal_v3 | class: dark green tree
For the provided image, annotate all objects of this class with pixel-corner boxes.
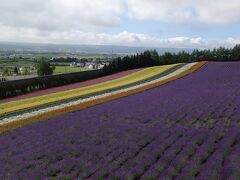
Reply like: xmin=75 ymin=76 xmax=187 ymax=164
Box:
xmin=3 ymin=67 xmax=9 ymax=76
xmin=150 ymin=49 xmax=160 ymax=65
xmin=36 ymin=57 xmax=55 ymax=76
xmin=231 ymin=44 xmax=240 ymax=60
xmin=216 ymin=47 xmax=228 ymax=61
xmin=160 ymin=52 xmax=174 ymax=64
xmin=13 ymin=66 xmax=19 ymax=75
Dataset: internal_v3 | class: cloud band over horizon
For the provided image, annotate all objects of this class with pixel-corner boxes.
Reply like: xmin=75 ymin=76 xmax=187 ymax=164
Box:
xmin=0 ymin=0 xmax=239 ymax=48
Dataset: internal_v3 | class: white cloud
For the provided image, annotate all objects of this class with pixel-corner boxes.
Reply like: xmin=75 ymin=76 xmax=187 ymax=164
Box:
xmin=0 ymin=24 xmax=239 ymax=48
xmin=0 ymin=0 xmax=124 ymax=32
xmin=166 ymin=37 xmax=209 ymax=47
xmin=126 ymin=0 xmax=240 ymax=24
xmin=216 ymin=37 xmax=240 ymax=48
xmin=0 ymin=26 xmax=210 ymax=48
xmin=0 ymin=0 xmax=239 ymax=48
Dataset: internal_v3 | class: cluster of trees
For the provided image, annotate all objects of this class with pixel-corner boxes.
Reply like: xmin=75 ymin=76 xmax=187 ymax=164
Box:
xmin=0 ymin=58 xmax=54 ymax=77
xmin=104 ymin=50 xmax=159 ymax=74
xmin=0 ymin=66 xmax=21 ymax=76
xmin=104 ymin=45 xmax=240 ymax=74
xmin=0 ymin=66 xmax=35 ymax=76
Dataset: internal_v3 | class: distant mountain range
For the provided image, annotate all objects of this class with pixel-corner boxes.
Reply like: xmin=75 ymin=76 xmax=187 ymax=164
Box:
xmin=0 ymin=42 xmax=194 ymax=55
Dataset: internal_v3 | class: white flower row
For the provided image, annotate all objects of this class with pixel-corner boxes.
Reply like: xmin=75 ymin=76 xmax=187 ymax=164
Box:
xmin=0 ymin=63 xmax=197 ymax=126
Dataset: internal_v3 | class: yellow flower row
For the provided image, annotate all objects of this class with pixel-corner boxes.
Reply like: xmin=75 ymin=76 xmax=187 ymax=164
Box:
xmin=0 ymin=64 xmax=177 ymax=115
xmin=0 ymin=61 xmax=207 ymax=134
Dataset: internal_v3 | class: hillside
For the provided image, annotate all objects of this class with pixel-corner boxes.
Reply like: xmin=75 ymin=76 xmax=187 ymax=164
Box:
xmin=0 ymin=62 xmax=239 ymax=179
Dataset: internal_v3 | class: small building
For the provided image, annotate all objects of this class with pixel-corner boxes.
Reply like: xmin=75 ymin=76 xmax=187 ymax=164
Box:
xmin=76 ymin=62 xmax=85 ymax=67
xmin=70 ymin=62 xmax=76 ymax=67
xmin=88 ymin=63 xmax=105 ymax=70
xmin=88 ymin=64 xmax=94 ymax=70
xmin=70 ymin=62 xmax=85 ymax=67
xmin=19 ymin=67 xmax=24 ymax=73
xmin=98 ymin=64 xmax=105 ymax=69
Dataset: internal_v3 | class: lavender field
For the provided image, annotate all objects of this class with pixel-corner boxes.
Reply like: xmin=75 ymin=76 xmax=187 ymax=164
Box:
xmin=0 ymin=62 xmax=240 ymax=179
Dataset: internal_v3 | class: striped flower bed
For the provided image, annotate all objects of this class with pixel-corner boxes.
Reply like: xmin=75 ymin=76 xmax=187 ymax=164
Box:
xmin=0 ymin=68 xmax=144 ymax=103
xmin=2 ymin=61 xmax=240 ymax=180
xmin=0 ymin=62 xmax=206 ymax=133
xmin=0 ymin=64 xmax=177 ymax=116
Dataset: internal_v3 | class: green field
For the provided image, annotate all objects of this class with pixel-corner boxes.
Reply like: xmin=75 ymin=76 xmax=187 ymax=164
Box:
xmin=0 ymin=59 xmax=35 ymax=66
xmin=53 ymin=66 xmax=87 ymax=74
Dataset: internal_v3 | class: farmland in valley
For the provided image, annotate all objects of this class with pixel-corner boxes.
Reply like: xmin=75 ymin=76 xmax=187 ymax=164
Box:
xmin=53 ymin=66 xmax=87 ymax=74
xmin=0 ymin=61 xmax=240 ymax=179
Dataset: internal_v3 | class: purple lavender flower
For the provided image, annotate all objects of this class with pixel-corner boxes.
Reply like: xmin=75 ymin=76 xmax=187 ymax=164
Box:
xmin=0 ymin=62 xmax=240 ymax=179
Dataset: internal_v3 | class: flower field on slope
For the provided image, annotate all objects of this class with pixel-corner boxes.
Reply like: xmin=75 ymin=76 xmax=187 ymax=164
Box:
xmin=0 ymin=68 xmax=143 ymax=104
xmin=0 ymin=64 xmax=176 ymax=116
xmin=0 ymin=62 xmax=203 ymax=133
xmin=0 ymin=62 xmax=239 ymax=179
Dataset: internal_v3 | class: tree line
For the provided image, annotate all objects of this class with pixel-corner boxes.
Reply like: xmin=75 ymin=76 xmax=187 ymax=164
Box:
xmin=104 ymin=44 xmax=240 ymax=74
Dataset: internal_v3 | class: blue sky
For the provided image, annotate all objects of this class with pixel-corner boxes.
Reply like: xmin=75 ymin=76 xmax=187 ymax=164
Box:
xmin=115 ymin=16 xmax=240 ymax=39
xmin=118 ymin=17 xmax=240 ymax=40
xmin=0 ymin=0 xmax=239 ymax=48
